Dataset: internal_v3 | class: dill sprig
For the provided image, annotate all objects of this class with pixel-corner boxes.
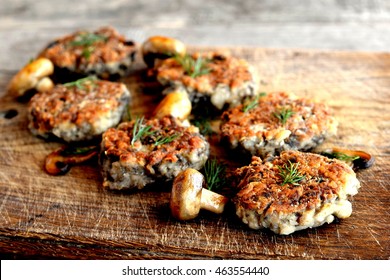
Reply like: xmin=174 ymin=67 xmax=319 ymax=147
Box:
xmin=202 ymin=158 xmax=227 ymax=191
xmin=242 ymin=93 xmax=266 ymax=113
xmin=63 ymin=76 xmax=97 ymax=89
xmin=273 ymin=107 xmax=294 ymax=125
xmin=131 ymin=116 xmax=154 ymax=146
xmin=278 ymin=160 xmax=305 ymax=186
xmin=192 ymin=117 xmax=214 ymax=136
xmin=69 ymin=32 xmax=107 ymax=59
xmin=70 ymin=32 xmax=107 ymax=47
xmin=174 ymin=54 xmax=211 ymax=78
xmin=131 ymin=117 xmax=182 ymax=146
xmin=154 ymin=133 xmax=181 ymax=146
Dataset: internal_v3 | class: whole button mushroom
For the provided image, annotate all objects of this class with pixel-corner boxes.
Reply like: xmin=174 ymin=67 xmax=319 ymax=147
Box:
xmin=141 ymin=35 xmax=186 ymax=68
xmin=170 ymin=168 xmax=229 ymax=220
xmin=153 ymin=88 xmax=192 ymax=121
xmin=7 ymin=58 xmax=54 ymax=98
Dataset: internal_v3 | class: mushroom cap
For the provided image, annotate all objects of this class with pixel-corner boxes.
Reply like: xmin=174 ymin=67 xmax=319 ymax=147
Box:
xmin=141 ymin=35 xmax=186 ymax=68
xmin=153 ymin=88 xmax=192 ymax=121
xmin=170 ymin=168 xmax=205 ymax=220
xmin=7 ymin=58 xmax=54 ymax=97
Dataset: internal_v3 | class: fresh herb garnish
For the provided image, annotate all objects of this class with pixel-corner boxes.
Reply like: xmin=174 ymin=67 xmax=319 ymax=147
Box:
xmin=273 ymin=107 xmax=294 ymax=125
xmin=242 ymin=93 xmax=266 ymax=113
xmin=70 ymin=32 xmax=107 ymax=47
xmin=154 ymin=133 xmax=180 ymax=146
xmin=63 ymin=76 xmax=97 ymax=89
xmin=131 ymin=117 xmax=181 ymax=146
xmin=278 ymin=160 xmax=305 ymax=186
xmin=131 ymin=116 xmax=154 ymax=146
xmin=203 ymin=158 xmax=227 ymax=191
xmin=192 ymin=117 xmax=214 ymax=136
xmin=69 ymin=32 xmax=107 ymax=59
xmin=174 ymin=54 xmax=211 ymax=78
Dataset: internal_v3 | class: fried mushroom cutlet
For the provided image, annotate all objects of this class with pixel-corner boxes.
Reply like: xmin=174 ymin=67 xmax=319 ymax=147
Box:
xmin=38 ymin=26 xmax=137 ymax=80
xmin=28 ymin=77 xmax=130 ymax=142
xmin=100 ymin=116 xmax=210 ymax=190
xmin=220 ymin=92 xmax=338 ymax=159
xmin=155 ymin=52 xmax=258 ymax=112
xmin=233 ymin=150 xmax=361 ymax=235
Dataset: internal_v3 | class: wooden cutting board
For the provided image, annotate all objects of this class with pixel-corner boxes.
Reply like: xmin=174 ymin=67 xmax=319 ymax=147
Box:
xmin=0 ymin=47 xmax=389 ymax=259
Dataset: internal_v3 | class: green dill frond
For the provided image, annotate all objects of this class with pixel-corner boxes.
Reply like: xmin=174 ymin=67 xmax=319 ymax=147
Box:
xmin=131 ymin=116 xmax=154 ymax=146
xmin=174 ymin=54 xmax=211 ymax=78
xmin=278 ymin=160 xmax=305 ymax=186
xmin=70 ymin=32 xmax=107 ymax=47
xmin=63 ymin=76 xmax=97 ymax=89
xmin=153 ymin=133 xmax=181 ymax=146
xmin=273 ymin=107 xmax=294 ymax=125
xmin=202 ymin=158 xmax=227 ymax=191
xmin=242 ymin=92 xmax=266 ymax=113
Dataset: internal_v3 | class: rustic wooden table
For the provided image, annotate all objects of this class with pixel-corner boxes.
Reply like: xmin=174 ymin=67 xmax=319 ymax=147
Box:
xmin=1 ymin=0 xmax=389 ymax=260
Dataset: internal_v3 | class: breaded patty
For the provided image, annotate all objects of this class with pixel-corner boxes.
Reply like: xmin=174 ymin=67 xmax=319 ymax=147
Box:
xmin=220 ymin=92 xmax=338 ymax=159
xmin=155 ymin=52 xmax=258 ymax=111
xmin=28 ymin=77 xmax=130 ymax=142
xmin=233 ymin=150 xmax=360 ymax=235
xmin=38 ymin=26 xmax=137 ymax=80
xmin=100 ymin=116 xmax=210 ymax=190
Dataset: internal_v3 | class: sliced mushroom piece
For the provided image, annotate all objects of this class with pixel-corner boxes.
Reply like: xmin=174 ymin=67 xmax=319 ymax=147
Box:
xmin=45 ymin=145 xmax=99 ymax=175
xmin=320 ymin=147 xmax=374 ymax=170
xmin=170 ymin=168 xmax=229 ymax=220
xmin=153 ymin=88 xmax=192 ymax=121
xmin=141 ymin=35 xmax=186 ymax=68
xmin=7 ymin=58 xmax=54 ymax=98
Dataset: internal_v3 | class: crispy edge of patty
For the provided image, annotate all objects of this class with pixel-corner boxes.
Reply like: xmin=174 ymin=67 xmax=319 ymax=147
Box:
xmin=233 ymin=150 xmax=360 ymax=235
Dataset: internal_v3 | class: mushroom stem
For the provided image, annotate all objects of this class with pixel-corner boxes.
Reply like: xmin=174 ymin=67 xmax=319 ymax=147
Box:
xmin=45 ymin=145 xmax=98 ymax=175
xmin=200 ymin=188 xmax=229 ymax=214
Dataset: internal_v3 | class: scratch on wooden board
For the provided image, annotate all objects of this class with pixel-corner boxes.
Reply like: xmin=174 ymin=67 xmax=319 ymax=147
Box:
xmin=0 ymin=187 xmax=10 ymax=216
xmin=138 ymin=192 xmax=159 ymax=240
xmin=365 ymin=225 xmax=383 ymax=249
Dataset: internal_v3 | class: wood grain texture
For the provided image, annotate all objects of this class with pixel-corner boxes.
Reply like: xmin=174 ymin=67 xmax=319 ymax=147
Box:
xmin=0 ymin=46 xmax=389 ymax=260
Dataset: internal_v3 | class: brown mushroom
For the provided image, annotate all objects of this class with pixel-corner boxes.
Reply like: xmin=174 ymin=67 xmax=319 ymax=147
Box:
xmin=153 ymin=88 xmax=192 ymax=121
xmin=170 ymin=168 xmax=229 ymax=220
xmin=141 ymin=35 xmax=186 ymax=68
xmin=320 ymin=147 xmax=374 ymax=170
xmin=7 ymin=58 xmax=54 ymax=98
xmin=45 ymin=145 xmax=99 ymax=175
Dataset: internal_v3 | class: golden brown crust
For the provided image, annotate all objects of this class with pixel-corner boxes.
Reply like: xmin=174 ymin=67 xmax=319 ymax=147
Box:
xmin=233 ymin=151 xmax=356 ymax=214
xmin=100 ymin=116 xmax=210 ymax=190
xmin=28 ymin=79 xmax=128 ymax=138
xmin=39 ymin=26 xmax=136 ymax=73
xmin=156 ymin=52 xmax=255 ymax=94
xmin=102 ymin=116 xmax=207 ymax=169
xmin=220 ymin=92 xmax=338 ymax=157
